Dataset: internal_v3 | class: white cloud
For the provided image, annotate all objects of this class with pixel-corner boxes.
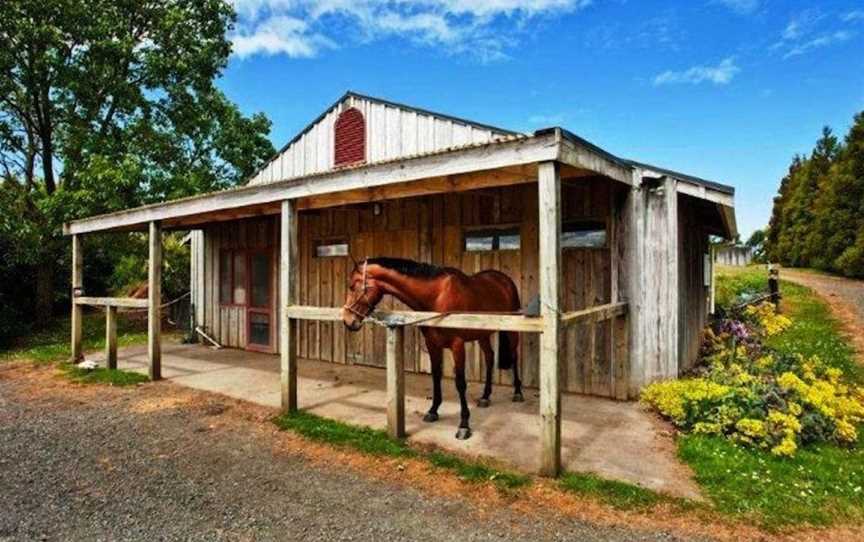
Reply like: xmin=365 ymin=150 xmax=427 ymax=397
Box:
xmin=228 ymin=0 xmax=592 ymax=60
xmin=783 ymin=30 xmax=854 ymax=59
xmin=712 ymin=0 xmax=761 ymax=15
xmin=772 ymin=9 xmax=858 ymax=59
xmin=232 ymin=15 xmax=335 ymax=58
xmin=652 ymin=57 xmax=740 ymax=86
xmin=843 ymin=10 xmax=864 ymax=23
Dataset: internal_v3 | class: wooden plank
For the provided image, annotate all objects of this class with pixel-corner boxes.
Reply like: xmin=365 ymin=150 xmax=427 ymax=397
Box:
xmin=282 ymin=306 xmax=544 ymax=332
xmin=75 ymin=297 xmax=149 ymax=308
xmin=560 ymin=302 xmax=627 ymax=325
xmin=65 ymin=134 xmax=560 ymax=235
xmin=148 ymin=221 xmax=162 ymax=380
xmin=71 ymin=234 xmax=83 ymax=362
xmin=386 ymin=326 xmax=406 ymax=439
xmin=280 ymin=200 xmax=299 ymax=412
xmin=105 ymin=306 xmax=117 ymax=370
xmin=537 ymin=161 xmax=562 ymax=477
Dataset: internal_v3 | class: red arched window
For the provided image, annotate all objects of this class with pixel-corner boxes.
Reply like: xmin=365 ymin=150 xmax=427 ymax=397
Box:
xmin=334 ymin=108 xmax=366 ymax=167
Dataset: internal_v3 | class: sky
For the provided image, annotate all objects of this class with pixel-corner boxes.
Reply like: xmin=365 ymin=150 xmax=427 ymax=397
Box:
xmin=218 ymin=0 xmax=864 ymax=238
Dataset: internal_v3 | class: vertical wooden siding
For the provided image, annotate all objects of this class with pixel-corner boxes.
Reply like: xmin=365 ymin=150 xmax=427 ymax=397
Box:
xmin=248 ymin=95 xmax=510 ymax=185
xmin=677 ymin=195 xmax=711 ymax=372
xmin=201 ymin=180 xmax=618 ymax=396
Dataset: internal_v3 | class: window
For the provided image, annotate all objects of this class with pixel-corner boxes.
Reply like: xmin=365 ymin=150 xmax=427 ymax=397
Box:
xmin=464 ymin=228 xmax=521 ymax=252
xmin=562 ymin=221 xmax=607 ymax=249
xmin=315 ymin=240 xmax=349 ymax=258
xmin=334 ymin=107 xmax=366 ymax=167
xmin=219 ymin=250 xmax=247 ymax=305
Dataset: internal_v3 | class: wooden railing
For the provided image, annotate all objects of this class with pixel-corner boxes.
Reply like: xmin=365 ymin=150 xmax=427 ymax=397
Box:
xmin=74 ymin=296 xmax=149 ymax=308
xmin=73 ymin=296 xmax=150 ymax=369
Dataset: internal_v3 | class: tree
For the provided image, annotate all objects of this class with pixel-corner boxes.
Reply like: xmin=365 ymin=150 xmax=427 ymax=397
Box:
xmin=0 ymin=0 xmax=275 ymax=339
xmin=745 ymin=228 xmax=767 ymax=263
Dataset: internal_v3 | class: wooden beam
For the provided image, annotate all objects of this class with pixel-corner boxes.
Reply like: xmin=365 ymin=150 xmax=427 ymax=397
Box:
xmin=148 ymin=221 xmax=162 ymax=380
xmin=558 ymin=135 xmax=633 ymax=186
xmin=537 ymin=160 xmax=563 ymax=477
xmin=280 ymin=200 xmax=299 ymax=412
xmin=560 ymin=302 xmax=628 ymax=326
xmin=282 ymin=305 xmax=545 ymax=333
xmin=65 ymin=134 xmax=560 ymax=235
xmin=105 ymin=306 xmax=117 ymax=370
xmin=75 ymin=297 xmax=149 ymax=308
xmin=297 ymin=166 xmax=537 ymax=211
xmin=675 ymin=180 xmax=735 ymax=208
xmin=386 ymin=326 xmax=406 ymax=439
xmin=71 ymin=234 xmax=83 ymax=362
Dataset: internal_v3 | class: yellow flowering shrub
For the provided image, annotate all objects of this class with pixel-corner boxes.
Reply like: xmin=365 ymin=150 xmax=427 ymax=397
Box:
xmin=642 ymin=308 xmax=864 ymax=457
xmin=744 ymin=302 xmax=792 ymax=337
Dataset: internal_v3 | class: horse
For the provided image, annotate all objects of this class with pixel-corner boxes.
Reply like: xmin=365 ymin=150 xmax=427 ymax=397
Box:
xmin=341 ymin=257 xmax=523 ymax=440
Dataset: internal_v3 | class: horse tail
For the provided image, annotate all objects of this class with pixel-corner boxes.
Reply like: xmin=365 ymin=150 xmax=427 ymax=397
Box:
xmin=498 ymin=330 xmax=515 ymax=370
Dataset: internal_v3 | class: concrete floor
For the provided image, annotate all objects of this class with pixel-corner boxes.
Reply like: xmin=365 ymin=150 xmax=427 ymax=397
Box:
xmin=101 ymin=341 xmax=700 ymax=499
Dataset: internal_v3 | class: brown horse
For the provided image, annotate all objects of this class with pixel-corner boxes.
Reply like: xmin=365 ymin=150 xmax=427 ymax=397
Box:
xmin=341 ymin=257 xmax=522 ymax=440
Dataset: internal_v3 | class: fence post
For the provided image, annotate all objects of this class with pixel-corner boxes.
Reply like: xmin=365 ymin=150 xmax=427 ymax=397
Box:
xmin=386 ymin=325 xmax=406 ymax=439
xmin=105 ymin=305 xmax=117 ymax=370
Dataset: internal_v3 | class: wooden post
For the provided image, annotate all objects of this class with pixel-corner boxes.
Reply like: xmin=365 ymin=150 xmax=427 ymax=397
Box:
xmin=148 ymin=221 xmax=162 ymax=380
xmin=105 ymin=306 xmax=117 ymax=370
xmin=538 ymin=160 xmax=562 ymax=477
xmin=386 ymin=326 xmax=406 ymax=439
xmin=280 ymin=200 xmax=299 ymax=412
xmin=71 ymin=234 xmax=84 ymax=362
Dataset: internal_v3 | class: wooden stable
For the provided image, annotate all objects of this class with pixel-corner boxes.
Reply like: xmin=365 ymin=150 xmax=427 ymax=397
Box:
xmin=64 ymin=92 xmax=737 ymax=476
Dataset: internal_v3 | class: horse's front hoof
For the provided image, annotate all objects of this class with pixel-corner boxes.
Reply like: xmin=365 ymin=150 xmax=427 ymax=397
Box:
xmin=477 ymin=398 xmax=491 ymax=408
xmin=512 ymin=392 xmax=525 ymax=403
xmin=455 ymin=427 xmax=472 ymax=440
xmin=423 ymin=412 xmax=439 ymax=423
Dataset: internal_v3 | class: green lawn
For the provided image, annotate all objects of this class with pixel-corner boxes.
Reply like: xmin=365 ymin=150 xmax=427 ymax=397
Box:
xmin=684 ymin=265 xmax=864 ymax=529
xmin=1 ymin=311 xmax=149 ymax=364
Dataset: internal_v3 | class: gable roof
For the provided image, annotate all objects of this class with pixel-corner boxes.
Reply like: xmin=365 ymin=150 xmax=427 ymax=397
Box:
xmin=246 ymin=91 xmax=520 ymax=185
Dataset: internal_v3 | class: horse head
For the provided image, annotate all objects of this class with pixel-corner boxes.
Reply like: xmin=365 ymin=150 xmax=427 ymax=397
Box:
xmin=341 ymin=259 xmax=385 ymax=331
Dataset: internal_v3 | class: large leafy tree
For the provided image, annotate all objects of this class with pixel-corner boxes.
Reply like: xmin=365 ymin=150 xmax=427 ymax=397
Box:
xmin=765 ymin=113 xmax=864 ymax=277
xmin=0 ymin=0 xmax=274 ymax=338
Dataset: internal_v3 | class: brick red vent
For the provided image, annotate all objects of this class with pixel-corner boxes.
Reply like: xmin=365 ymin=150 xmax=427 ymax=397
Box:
xmin=334 ymin=107 xmax=366 ymax=167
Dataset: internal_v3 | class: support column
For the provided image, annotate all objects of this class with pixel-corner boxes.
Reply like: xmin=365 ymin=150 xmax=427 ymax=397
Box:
xmin=386 ymin=326 xmax=406 ymax=439
xmin=280 ymin=200 xmax=299 ymax=412
xmin=537 ymin=161 xmax=562 ymax=477
xmin=71 ymin=234 xmax=83 ymax=362
xmin=105 ymin=306 xmax=117 ymax=370
xmin=148 ymin=221 xmax=162 ymax=380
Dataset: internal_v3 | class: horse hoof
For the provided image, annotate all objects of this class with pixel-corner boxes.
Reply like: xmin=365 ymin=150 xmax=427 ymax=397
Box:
xmin=477 ymin=398 xmax=491 ymax=408
xmin=455 ymin=427 xmax=472 ymax=440
xmin=512 ymin=392 xmax=525 ymax=403
xmin=423 ymin=412 xmax=439 ymax=423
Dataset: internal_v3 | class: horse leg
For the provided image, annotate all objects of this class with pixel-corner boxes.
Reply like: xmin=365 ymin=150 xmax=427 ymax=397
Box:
xmin=452 ymin=340 xmax=472 ymax=440
xmin=423 ymin=344 xmax=443 ymax=423
xmin=477 ymin=336 xmax=494 ymax=408
xmin=509 ymin=332 xmax=524 ymax=402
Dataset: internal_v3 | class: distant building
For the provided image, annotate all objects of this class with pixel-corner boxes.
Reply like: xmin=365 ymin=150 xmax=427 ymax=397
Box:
xmin=715 ymin=245 xmax=753 ymax=266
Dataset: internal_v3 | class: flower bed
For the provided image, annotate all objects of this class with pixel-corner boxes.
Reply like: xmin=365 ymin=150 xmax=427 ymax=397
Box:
xmin=643 ymin=300 xmax=864 ymax=457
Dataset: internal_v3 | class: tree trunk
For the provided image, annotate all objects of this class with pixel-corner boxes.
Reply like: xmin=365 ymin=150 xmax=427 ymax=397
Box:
xmin=35 ymin=263 xmax=54 ymax=329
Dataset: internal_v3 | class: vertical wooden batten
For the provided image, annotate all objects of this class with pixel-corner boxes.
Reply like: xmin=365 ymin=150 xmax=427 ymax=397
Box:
xmin=105 ymin=306 xmax=117 ymax=370
xmin=386 ymin=326 xmax=406 ymax=438
xmin=71 ymin=234 xmax=83 ymax=362
xmin=148 ymin=221 xmax=162 ymax=380
xmin=537 ymin=160 xmax=563 ymax=476
xmin=280 ymin=200 xmax=299 ymax=412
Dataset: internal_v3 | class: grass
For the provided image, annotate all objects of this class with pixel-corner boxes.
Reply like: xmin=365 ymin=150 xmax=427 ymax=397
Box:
xmin=559 ymin=472 xmax=668 ymax=510
xmin=681 ymin=265 xmax=864 ymax=529
xmin=59 ymin=364 xmax=150 ymax=386
xmin=273 ymin=410 xmax=531 ymax=491
xmin=1 ymin=312 xmax=149 ymax=364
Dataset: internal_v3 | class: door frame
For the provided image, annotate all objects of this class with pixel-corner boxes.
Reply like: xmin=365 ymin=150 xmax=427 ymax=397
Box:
xmin=245 ymin=248 xmax=275 ymax=353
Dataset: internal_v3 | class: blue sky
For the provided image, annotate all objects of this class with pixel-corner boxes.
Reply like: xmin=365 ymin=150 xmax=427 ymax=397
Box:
xmin=219 ymin=0 xmax=864 ymax=238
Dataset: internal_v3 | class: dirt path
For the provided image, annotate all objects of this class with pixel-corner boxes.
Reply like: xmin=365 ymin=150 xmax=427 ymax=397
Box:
xmin=0 ymin=364 xmax=720 ymax=542
xmin=781 ymin=269 xmax=864 ymax=359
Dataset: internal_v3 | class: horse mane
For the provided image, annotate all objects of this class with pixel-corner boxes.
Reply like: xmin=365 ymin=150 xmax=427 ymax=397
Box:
xmin=366 ymin=257 xmax=447 ymax=279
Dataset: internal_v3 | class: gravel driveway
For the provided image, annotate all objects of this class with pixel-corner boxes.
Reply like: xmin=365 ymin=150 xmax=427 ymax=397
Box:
xmin=781 ymin=269 xmax=864 ymax=355
xmin=0 ymin=365 xmax=707 ymax=542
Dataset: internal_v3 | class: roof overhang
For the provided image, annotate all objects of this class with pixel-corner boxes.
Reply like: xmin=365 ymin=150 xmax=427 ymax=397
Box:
xmin=66 ymin=130 xmax=569 ymax=235
xmin=64 ymin=126 xmax=737 ymax=239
